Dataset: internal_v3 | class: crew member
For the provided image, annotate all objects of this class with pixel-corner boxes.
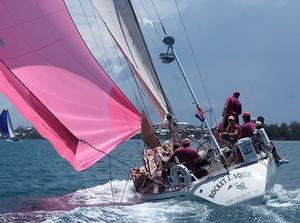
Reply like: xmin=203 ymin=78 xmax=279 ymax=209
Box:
xmin=164 ymin=138 xmax=207 ymax=178
xmin=239 ymin=112 xmax=255 ymax=139
xmin=222 ymin=115 xmax=241 ymax=145
xmin=222 ymin=91 xmax=242 ymax=130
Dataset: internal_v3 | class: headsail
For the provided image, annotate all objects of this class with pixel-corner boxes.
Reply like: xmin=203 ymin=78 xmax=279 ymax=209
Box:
xmin=0 ymin=0 xmax=141 ymax=171
xmin=91 ymin=0 xmax=169 ymax=121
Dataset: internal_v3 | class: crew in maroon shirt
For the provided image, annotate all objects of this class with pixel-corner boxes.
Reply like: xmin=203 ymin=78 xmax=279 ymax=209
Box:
xmin=239 ymin=112 xmax=256 ymax=139
xmin=167 ymin=138 xmax=200 ymax=171
xmin=222 ymin=115 xmax=241 ymax=145
xmin=222 ymin=91 xmax=242 ymax=130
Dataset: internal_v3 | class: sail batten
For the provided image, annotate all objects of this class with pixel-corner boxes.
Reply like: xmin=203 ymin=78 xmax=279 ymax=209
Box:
xmin=0 ymin=0 xmax=141 ymax=171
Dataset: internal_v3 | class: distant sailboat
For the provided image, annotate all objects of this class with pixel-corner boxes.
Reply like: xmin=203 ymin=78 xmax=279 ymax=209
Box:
xmin=0 ymin=0 xmax=281 ymax=206
xmin=0 ymin=109 xmax=18 ymax=141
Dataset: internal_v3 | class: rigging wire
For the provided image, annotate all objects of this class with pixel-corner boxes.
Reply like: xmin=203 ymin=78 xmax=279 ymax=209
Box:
xmin=173 ymin=0 xmax=217 ymax=123
xmin=73 ymin=1 xmax=169 ymax=204
xmin=149 ymin=0 xmax=168 ymax=36
xmin=79 ymin=0 xmax=141 ymax=171
xmin=147 ymin=0 xmax=218 ymax=125
xmin=133 ymin=1 xmax=180 ymax=118
xmin=88 ymin=0 xmax=147 ymax=134
xmin=136 ymin=0 xmax=194 ymax=116
xmin=128 ymin=12 xmax=171 ymax=112
xmin=109 ymin=156 xmax=116 ymax=205
xmin=87 ymin=0 xmax=143 ymax=111
xmin=99 ymin=6 xmax=151 ymax=116
xmin=138 ymin=0 xmax=163 ymax=37
xmin=119 ymin=173 xmax=131 ymax=205
xmin=78 ymin=0 xmax=115 ymax=79
xmin=91 ymin=0 xmax=168 ymax=113
xmin=133 ymin=1 xmax=163 ymax=54
xmin=87 ymin=0 xmax=118 ymax=80
xmin=80 ymin=139 xmax=133 ymax=168
xmin=80 ymin=139 xmax=135 ymax=205
xmin=110 ymin=39 xmax=146 ymax=113
xmin=80 ymin=139 xmax=169 ymax=203
xmin=86 ymin=3 xmax=108 ymax=70
xmin=81 ymin=0 xmax=141 ymax=159
xmin=100 ymin=11 xmax=147 ymax=113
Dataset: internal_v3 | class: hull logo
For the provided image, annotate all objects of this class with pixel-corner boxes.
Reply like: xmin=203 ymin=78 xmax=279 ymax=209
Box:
xmin=227 ymin=182 xmax=247 ymax=190
xmin=209 ymin=172 xmax=252 ymax=199
xmin=236 ymin=182 xmax=247 ymax=190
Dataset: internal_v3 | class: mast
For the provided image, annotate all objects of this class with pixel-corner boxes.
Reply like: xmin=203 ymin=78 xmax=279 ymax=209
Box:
xmin=161 ymin=36 xmax=227 ymax=168
xmin=127 ymin=0 xmax=181 ymax=143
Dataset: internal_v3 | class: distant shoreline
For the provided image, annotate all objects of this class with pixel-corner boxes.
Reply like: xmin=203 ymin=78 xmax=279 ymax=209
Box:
xmin=13 ymin=121 xmax=300 ymax=141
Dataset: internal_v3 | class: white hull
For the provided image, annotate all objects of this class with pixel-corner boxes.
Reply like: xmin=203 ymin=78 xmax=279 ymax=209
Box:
xmin=137 ymin=157 xmax=277 ymax=206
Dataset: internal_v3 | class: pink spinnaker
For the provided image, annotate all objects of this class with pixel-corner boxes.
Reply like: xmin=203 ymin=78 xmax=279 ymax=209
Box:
xmin=0 ymin=0 xmax=141 ymax=171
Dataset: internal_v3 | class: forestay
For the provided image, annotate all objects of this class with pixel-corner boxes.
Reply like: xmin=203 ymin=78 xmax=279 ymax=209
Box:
xmin=0 ymin=0 xmax=141 ymax=171
xmin=92 ymin=0 xmax=169 ymax=120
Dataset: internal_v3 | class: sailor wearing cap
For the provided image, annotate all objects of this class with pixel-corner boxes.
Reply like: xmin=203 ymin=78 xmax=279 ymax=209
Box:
xmin=239 ymin=112 xmax=256 ymax=139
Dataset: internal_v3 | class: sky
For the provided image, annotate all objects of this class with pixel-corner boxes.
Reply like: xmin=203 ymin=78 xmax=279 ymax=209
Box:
xmin=1 ymin=0 xmax=300 ymax=128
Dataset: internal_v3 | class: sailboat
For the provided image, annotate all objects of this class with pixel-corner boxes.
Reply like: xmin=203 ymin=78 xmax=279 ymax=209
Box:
xmin=0 ymin=109 xmax=17 ymax=141
xmin=0 ymin=0 xmax=278 ymax=206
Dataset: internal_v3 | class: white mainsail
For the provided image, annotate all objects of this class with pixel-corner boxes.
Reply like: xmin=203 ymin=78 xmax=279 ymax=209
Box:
xmin=6 ymin=110 xmax=15 ymax=139
xmin=92 ymin=0 xmax=169 ymax=121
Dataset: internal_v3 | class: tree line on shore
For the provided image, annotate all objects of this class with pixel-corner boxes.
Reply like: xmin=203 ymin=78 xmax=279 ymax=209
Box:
xmin=264 ymin=121 xmax=300 ymax=140
xmin=15 ymin=121 xmax=300 ymax=140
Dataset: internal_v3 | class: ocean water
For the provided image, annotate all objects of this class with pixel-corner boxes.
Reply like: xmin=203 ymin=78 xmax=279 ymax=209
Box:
xmin=0 ymin=139 xmax=299 ymax=223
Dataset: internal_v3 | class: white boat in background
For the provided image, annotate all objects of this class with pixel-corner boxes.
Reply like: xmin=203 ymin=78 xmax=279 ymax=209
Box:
xmin=0 ymin=0 xmax=280 ymax=206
